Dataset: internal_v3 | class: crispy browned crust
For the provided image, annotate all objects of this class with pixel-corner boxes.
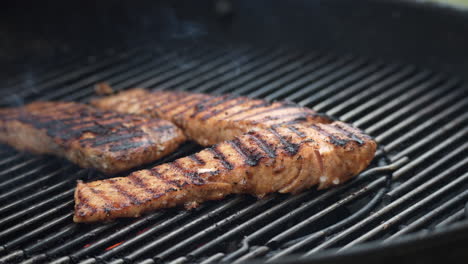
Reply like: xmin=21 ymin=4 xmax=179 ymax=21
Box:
xmin=91 ymin=89 xmax=331 ymax=146
xmin=74 ymin=121 xmax=376 ymax=222
xmin=0 ymin=101 xmax=186 ymax=174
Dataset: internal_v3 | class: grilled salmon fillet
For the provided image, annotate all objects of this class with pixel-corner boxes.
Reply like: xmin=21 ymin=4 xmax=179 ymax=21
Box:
xmin=74 ymin=121 xmax=376 ymax=222
xmin=0 ymin=102 xmax=186 ymax=174
xmin=91 ymin=89 xmax=331 ymax=146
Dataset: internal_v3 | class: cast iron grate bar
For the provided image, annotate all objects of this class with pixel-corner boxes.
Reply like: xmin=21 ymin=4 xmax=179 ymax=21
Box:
xmin=193 ymin=48 xmax=292 ymax=94
xmin=0 ymin=46 xmax=148 ymax=107
xmin=60 ymin=46 xmax=204 ymax=103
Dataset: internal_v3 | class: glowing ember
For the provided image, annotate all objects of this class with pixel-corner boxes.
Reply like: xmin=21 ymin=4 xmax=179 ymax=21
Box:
xmin=137 ymin=228 xmax=149 ymax=235
xmin=105 ymin=241 xmax=123 ymax=251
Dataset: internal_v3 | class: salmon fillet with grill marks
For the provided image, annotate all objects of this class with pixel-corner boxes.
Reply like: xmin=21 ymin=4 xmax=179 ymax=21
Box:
xmin=0 ymin=102 xmax=186 ymax=174
xmin=91 ymin=89 xmax=331 ymax=146
xmin=74 ymin=121 xmax=376 ymax=222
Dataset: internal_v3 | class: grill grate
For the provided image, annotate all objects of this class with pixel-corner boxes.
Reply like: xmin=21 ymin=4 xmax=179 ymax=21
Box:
xmin=0 ymin=42 xmax=466 ymax=264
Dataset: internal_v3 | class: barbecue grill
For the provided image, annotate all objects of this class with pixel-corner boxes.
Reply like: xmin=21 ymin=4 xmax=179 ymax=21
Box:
xmin=0 ymin=0 xmax=467 ymax=263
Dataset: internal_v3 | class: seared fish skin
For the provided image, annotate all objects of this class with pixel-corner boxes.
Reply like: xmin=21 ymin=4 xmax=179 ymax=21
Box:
xmin=91 ymin=89 xmax=331 ymax=146
xmin=0 ymin=102 xmax=186 ymax=174
xmin=74 ymin=121 xmax=376 ymax=222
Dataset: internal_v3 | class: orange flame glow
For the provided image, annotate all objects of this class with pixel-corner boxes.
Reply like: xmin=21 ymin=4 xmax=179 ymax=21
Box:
xmin=105 ymin=241 xmax=123 ymax=251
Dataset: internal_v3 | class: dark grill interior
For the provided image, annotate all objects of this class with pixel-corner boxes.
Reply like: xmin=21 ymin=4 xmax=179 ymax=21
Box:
xmin=0 ymin=40 xmax=466 ymax=264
